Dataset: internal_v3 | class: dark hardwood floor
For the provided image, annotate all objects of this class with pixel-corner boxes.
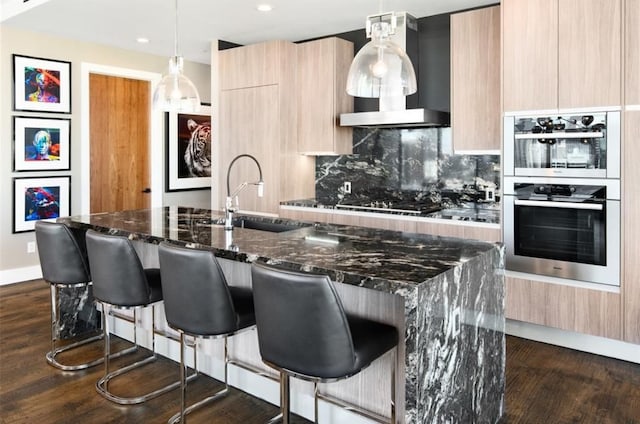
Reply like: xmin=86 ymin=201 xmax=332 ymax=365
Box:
xmin=1 ymin=280 xmax=639 ymax=424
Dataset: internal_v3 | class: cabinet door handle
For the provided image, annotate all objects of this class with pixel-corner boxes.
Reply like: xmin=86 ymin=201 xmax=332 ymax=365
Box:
xmin=141 ymin=188 xmax=151 ymax=193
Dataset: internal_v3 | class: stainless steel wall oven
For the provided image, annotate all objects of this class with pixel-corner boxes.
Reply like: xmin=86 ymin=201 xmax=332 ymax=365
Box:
xmin=503 ymin=110 xmax=621 ymax=286
xmin=504 ymin=111 xmax=620 ymax=179
xmin=504 ymin=177 xmax=620 ymax=286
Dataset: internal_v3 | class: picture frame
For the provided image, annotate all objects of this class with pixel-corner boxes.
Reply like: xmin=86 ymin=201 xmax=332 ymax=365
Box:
xmin=13 ymin=54 xmax=71 ymax=114
xmin=13 ymin=116 xmax=71 ymax=171
xmin=165 ymin=104 xmax=212 ymax=192
xmin=13 ymin=176 xmax=71 ymax=233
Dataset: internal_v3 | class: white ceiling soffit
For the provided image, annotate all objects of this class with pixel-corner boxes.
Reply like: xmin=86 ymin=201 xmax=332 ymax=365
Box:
xmin=1 ymin=0 xmax=498 ymax=65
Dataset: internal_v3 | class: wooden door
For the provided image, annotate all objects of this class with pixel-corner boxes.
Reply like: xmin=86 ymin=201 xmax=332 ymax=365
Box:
xmin=502 ymin=0 xmax=558 ymax=112
xmin=89 ymin=74 xmax=150 ymax=213
xmin=558 ymin=0 xmax=622 ymax=108
xmin=451 ymin=6 xmax=500 ymax=151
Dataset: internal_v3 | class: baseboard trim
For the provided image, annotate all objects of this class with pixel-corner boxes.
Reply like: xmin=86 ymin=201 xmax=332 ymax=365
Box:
xmin=0 ymin=266 xmax=42 ymax=286
xmin=506 ymin=319 xmax=640 ymax=364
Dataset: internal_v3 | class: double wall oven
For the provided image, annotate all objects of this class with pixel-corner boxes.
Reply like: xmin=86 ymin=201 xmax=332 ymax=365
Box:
xmin=503 ymin=111 xmax=620 ymax=286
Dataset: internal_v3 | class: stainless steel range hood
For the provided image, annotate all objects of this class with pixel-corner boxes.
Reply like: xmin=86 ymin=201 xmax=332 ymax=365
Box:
xmin=340 ymin=108 xmax=449 ymax=128
xmin=340 ymin=12 xmax=450 ymax=128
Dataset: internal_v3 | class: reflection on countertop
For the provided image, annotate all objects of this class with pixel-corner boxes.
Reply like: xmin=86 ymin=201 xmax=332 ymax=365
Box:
xmin=281 ymin=198 xmax=501 ymax=224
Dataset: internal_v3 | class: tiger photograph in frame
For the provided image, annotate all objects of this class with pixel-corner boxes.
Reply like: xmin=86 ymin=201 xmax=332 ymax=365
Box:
xmin=13 ymin=54 xmax=72 ymax=114
xmin=165 ymin=104 xmax=212 ymax=192
xmin=13 ymin=176 xmax=71 ymax=233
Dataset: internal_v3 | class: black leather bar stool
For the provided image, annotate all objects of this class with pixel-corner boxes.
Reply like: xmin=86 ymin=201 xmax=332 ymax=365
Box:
xmin=158 ymin=242 xmax=256 ymax=424
xmin=250 ymin=263 xmax=398 ymax=424
xmin=35 ymin=221 xmax=104 ymax=371
xmin=86 ymin=230 xmax=185 ymax=405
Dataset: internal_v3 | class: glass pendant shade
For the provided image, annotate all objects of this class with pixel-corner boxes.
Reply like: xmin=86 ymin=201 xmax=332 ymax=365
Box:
xmin=152 ymin=0 xmax=201 ymax=113
xmin=153 ymin=56 xmax=201 ymax=112
xmin=346 ymin=22 xmax=417 ymax=98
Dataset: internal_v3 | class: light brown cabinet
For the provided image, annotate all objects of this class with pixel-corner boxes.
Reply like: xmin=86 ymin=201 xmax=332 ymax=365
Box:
xmin=623 ymin=111 xmax=640 ymax=343
xmin=297 ymin=37 xmax=354 ymax=155
xmin=450 ymin=5 xmax=501 ymax=152
xmin=279 ymin=206 xmax=501 ymax=242
xmin=502 ymin=0 xmax=558 ymax=112
xmin=626 ymin=0 xmax=640 ymax=105
xmin=503 ymin=0 xmax=622 ymax=112
xmin=219 ymin=41 xmax=314 ymax=215
xmin=505 ymin=276 xmax=622 ymax=339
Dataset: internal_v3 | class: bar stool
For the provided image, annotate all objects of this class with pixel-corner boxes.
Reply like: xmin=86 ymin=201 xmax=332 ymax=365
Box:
xmin=85 ymin=230 xmax=185 ymax=405
xmin=250 ymin=262 xmax=398 ymax=424
xmin=158 ymin=242 xmax=256 ymax=424
xmin=35 ymin=221 xmax=104 ymax=371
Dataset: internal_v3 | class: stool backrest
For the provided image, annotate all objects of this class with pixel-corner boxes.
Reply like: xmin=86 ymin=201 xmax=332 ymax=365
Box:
xmin=35 ymin=221 xmax=91 ymax=285
xmin=85 ymin=230 xmax=151 ymax=306
xmin=158 ymin=242 xmax=238 ymax=336
xmin=251 ymin=263 xmax=356 ymax=379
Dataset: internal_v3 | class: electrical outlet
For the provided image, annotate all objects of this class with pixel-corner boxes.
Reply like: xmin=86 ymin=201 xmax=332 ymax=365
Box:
xmin=343 ymin=181 xmax=351 ymax=194
xmin=27 ymin=241 xmax=36 ymax=254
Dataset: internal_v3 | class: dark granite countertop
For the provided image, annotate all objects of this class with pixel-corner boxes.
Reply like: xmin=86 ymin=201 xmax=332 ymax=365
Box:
xmin=280 ymin=199 xmax=501 ymax=224
xmin=60 ymin=207 xmax=500 ymax=296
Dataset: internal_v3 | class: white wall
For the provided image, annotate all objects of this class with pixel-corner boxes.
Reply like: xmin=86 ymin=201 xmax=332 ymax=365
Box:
xmin=0 ymin=25 xmax=211 ymax=284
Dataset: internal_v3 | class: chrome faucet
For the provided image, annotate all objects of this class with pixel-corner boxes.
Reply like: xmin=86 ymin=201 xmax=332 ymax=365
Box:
xmin=225 ymin=154 xmax=264 ymax=230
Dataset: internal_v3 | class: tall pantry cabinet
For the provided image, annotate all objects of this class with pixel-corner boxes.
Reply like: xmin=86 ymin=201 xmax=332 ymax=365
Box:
xmin=501 ymin=0 xmax=626 ymax=341
xmin=218 ymin=41 xmax=315 ymax=215
xmin=623 ymin=0 xmax=640 ymax=344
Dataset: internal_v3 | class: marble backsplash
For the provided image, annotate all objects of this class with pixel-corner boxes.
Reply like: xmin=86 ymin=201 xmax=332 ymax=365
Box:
xmin=315 ymin=127 xmax=500 ymax=209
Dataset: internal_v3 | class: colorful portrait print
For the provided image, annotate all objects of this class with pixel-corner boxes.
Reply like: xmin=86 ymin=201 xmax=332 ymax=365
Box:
xmin=24 ymin=186 xmax=60 ymax=221
xmin=13 ymin=176 xmax=70 ymax=233
xmin=24 ymin=127 xmax=60 ymax=161
xmin=13 ymin=55 xmax=71 ymax=113
xmin=24 ymin=67 xmax=61 ymax=104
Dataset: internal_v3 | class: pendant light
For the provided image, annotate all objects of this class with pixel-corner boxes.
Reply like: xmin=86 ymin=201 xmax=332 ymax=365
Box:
xmin=345 ymin=12 xmax=417 ymax=99
xmin=152 ymin=0 xmax=201 ymax=112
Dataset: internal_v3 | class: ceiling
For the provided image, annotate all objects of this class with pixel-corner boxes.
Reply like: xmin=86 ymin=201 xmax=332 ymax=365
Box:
xmin=1 ymin=0 xmax=497 ymax=64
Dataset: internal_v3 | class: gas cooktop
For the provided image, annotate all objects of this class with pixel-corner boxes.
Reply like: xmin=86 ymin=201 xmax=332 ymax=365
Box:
xmin=335 ymin=199 xmax=442 ymax=215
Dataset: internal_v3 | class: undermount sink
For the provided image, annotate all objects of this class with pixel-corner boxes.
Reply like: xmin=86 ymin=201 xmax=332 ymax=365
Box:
xmin=213 ymin=216 xmax=312 ymax=233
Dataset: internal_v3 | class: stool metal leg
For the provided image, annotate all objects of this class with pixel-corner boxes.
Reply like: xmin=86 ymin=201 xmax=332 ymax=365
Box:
xmin=96 ymin=303 xmax=192 ymax=405
xmin=45 ymin=284 xmax=104 ymax=371
xmin=314 ymin=382 xmax=319 ymax=423
xmin=390 ymin=348 xmax=396 ymax=424
xmin=266 ymin=372 xmax=290 ymax=424
xmin=168 ymin=335 xmax=230 ymax=424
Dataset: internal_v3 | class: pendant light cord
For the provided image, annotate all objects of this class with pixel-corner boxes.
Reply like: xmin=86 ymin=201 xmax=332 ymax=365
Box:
xmin=173 ymin=0 xmax=179 ymax=57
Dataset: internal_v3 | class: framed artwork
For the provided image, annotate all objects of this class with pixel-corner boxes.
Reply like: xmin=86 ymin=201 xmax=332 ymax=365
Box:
xmin=13 ymin=54 xmax=71 ymax=113
xmin=165 ymin=104 xmax=212 ymax=192
xmin=13 ymin=176 xmax=71 ymax=233
xmin=13 ymin=116 xmax=71 ymax=171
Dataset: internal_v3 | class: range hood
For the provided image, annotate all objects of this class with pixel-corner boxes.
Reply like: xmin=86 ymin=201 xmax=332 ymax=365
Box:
xmin=340 ymin=12 xmax=450 ymax=128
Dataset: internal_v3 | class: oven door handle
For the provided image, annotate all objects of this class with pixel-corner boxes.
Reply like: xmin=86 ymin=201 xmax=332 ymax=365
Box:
xmin=514 ymin=199 xmax=603 ymax=210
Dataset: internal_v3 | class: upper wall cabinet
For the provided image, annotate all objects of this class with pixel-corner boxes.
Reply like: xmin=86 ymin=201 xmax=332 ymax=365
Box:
xmin=220 ymin=41 xmax=284 ymax=90
xmin=450 ymin=5 xmax=500 ymax=152
xmin=627 ymin=0 xmax=640 ymax=105
xmin=503 ymin=0 xmax=558 ymax=112
xmin=503 ymin=0 xmax=622 ymax=112
xmin=297 ymin=37 xmax=354 ymax=155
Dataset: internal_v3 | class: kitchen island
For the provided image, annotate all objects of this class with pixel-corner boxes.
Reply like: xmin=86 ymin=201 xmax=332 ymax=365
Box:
xmin=61 ymin=206 xmax=505 ymax=424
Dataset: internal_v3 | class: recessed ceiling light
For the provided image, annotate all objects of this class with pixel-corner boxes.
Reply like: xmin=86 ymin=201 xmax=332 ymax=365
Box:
xmin=256 ymin=4 xmax=273 ymax=12
xmin=136 ymin=37 xmax=150 ymax=44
